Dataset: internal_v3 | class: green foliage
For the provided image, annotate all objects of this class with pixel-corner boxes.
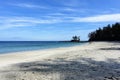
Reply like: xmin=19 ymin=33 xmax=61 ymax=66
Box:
xmin=88 ymin=22 xmax=120 ymax=41
xmin=71 ymin=36 xmax=80 ymax=42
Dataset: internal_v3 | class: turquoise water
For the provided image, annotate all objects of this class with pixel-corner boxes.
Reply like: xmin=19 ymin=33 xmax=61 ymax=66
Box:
xmin=0 ymin=41 xmax=86 ymax=54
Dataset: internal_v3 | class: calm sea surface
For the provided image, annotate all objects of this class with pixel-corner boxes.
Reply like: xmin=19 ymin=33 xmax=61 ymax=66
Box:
xmin=0 ymin=41 xmax=86 ymax=54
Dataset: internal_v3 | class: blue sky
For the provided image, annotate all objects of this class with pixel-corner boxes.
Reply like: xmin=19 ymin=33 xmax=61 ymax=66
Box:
xmin=0 ymin=0 xmax=120 ymax=41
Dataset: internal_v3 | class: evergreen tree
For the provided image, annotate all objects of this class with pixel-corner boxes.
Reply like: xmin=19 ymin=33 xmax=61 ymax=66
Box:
xmin=88 ymin=22 xmax=120 ymax=41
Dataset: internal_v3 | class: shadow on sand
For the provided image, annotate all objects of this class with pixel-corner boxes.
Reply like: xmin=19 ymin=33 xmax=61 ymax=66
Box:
xmin=6 ymin=57 xmax=120 ymax=80
xmin=100 ymin=47 xmax=120 ymax=50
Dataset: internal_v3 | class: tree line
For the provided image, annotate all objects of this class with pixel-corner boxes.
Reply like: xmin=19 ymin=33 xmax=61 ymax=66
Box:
xmin=88 ymin=22 xmax=120 ymax=41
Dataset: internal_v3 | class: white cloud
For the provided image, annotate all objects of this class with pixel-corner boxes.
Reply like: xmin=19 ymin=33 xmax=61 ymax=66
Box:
xmin=72 ymin=14 xmax=120 ymax=22
xmin=61 ymin=0 xmax=87 ymax=7
xmin=0 ymin=13 xmax=120 ymax=30
xmin=63 ymin=8 xmax=76 ymax=12
xmin=0 ymin=16 xmax=61 ymax=30
xmin=11 ymin=3 xmax=47 ymax=9
xmin=46 ymin=13 xmax=120 ymax=23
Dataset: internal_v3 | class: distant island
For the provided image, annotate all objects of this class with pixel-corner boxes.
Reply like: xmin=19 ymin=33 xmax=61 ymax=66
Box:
xmin=88 ymin=22 xmax=120 ymax=41
xmin=71 ymin=36 xmax=80 ymax=42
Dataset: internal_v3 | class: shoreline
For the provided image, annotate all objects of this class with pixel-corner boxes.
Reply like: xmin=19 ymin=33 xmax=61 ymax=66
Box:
xmin=0 ymin=42 xmax=88 ymax=68
xmin=0 ymin=42 xmax=120 ymax=80
xmin=0 ymin=41 xmax=86 ymax=55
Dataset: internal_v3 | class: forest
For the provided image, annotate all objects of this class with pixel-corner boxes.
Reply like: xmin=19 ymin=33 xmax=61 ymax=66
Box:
xmin=88 ymin=22 xmax=120 ymax=41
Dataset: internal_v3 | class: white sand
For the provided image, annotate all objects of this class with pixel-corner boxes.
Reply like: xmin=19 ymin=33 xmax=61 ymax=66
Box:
xmin=0 ymin=42 xmax=120 ymax=80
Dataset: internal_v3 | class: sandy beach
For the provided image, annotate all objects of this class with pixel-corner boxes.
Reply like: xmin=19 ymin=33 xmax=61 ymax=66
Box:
xmin=0 ymin=42 xmax=120 ymax=80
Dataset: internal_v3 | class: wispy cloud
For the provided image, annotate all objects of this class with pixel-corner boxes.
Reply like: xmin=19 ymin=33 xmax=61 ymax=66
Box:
xmin=72 ymin=14 xmax=120 ymax=22
xmin=0 ymin=13 xmax=120 ymax=30
xmin=11 ymin=3 xmax=47 ymax=9
xmin=46 ymin=13 xmax=120 ymax=23
xmin=0 ymin=16 xmax=61 ymax=30
xmin=61 ymin=0 xmax=87 ymax=7
xmin=110 ymin=8 xmax=120 ymax=12
xmin=63 ymin=8 xmax=77 ymax=12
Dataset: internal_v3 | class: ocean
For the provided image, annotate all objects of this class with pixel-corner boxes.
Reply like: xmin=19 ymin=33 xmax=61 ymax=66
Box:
xmin=0 ymin=41 xmax=86 ymax=54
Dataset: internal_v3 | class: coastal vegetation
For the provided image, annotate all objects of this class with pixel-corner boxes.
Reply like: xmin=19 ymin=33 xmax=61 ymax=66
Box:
xmin=88 ymin=22 xmax=120 ymax=41
xmin=71 ymin=36 xmax=80 ymax=42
